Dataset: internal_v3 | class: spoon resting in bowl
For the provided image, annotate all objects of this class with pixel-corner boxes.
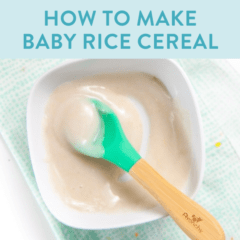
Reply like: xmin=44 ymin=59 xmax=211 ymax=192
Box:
xmin=69 ymin=98 xmax=225 ymax=240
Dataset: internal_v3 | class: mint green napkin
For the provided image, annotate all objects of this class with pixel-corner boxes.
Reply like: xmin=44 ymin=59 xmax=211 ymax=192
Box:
xmin=0 ymin=59 xmax=239 ymax=240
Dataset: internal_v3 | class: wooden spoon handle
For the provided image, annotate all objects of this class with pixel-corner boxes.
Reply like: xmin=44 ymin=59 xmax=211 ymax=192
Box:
xmin=129 ymin=159 xmax=225 ymax=240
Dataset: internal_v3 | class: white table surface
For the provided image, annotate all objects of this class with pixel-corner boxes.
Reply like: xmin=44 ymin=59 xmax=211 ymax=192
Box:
xmin=0 ymin=134 xmax=56 ymax=240
xmin=0 ymin=59 xmax=239 ymax=240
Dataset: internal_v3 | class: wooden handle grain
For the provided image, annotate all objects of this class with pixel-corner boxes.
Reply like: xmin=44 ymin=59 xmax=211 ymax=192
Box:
xmin=129 ymin=159 xmax=225 ymax=240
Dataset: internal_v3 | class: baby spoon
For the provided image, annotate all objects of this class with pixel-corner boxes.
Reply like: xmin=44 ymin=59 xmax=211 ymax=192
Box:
xmin=72 ymin=99 xmax=225 ymax=240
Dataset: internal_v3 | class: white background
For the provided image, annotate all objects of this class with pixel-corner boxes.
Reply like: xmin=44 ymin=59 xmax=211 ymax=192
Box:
xmin=0 ymin=59 xmax=239 ymax=240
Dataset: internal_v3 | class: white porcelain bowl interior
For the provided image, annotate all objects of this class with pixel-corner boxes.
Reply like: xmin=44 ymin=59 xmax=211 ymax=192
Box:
xmin=27 ymin=59 xmax=205 ymax=229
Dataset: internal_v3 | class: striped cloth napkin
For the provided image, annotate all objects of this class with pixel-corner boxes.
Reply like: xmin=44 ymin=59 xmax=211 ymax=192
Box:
xmin=0 ymin=59 xmax=239 ymax=239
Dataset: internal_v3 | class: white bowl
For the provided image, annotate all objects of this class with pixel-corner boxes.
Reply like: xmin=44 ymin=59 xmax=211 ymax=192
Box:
xmin=27 ymin=59 xmax=205 ymax=229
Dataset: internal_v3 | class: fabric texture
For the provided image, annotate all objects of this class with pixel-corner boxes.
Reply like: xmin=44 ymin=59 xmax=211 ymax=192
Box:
xmin=0 ymin=59 xmax=239 ymax=240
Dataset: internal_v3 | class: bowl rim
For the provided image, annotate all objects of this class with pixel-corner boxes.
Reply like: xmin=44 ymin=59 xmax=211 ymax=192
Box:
xmin=27 ymin=59 xmax=205 ymax=229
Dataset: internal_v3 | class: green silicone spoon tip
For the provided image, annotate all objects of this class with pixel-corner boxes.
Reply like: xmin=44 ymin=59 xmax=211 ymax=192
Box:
xmin=89 ymin=99 xmax=141 ymax=172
